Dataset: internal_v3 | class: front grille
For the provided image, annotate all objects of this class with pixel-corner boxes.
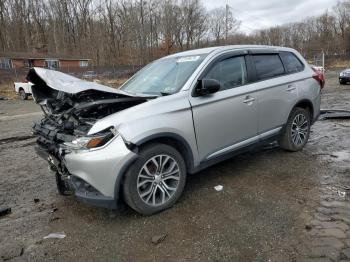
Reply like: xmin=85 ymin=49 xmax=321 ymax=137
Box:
xmin=33 ymin=121 xmax=59 ymax=142
xmin=33 ymin=119 xmax=62 ymax=155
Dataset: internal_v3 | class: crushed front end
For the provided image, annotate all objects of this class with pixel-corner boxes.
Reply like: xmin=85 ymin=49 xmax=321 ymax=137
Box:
xmin=28 ymin=68 xmax=147 ymax=209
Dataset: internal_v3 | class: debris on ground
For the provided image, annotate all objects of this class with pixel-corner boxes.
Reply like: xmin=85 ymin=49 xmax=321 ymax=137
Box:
xmin=43 ymin=232 xmax=66 ymax=239
xmin=49 ymin=216 xmax=61 ymax=222
xmin=0 ymin=207 xmax=11 ymax=217
xmin=34 ymin=198 xmax=40 ymax=203
xmin=151 ymin=234 xmax=167 ymax=245
xmin=305 ymin=224 xmax=312 ymax=231
xmin=319 ymin=109 xmax=350 ymax=120
xmin=297 ymin=198 xmax=306 ymax=205
xmin=214 ymin=185 xmax=223 ymax=191
xmin=49 ymin=207 xmax=58 ymax=213
xmin=325 ymin=186 xmax=347 ymax=198
xmin=0 ymin=95 xmax=7 ymax=100
xmin=338 ymin=190 xmax=346 ymax=198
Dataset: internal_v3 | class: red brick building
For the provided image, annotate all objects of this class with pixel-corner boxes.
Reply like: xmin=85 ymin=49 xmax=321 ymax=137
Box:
xmin=0 ymin=53 xmax=91 ymax=70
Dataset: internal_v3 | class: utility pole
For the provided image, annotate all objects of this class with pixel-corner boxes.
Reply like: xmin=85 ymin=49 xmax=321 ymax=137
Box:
xmin=322 ymin=50 xmax=325 ymax=71
xmin=225 ymin=4 xmax=228 ymax=44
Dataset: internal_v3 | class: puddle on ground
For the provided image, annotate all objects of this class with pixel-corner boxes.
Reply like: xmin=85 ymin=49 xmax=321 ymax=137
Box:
xmin=328 ymin=150 xmax=350 ymax=162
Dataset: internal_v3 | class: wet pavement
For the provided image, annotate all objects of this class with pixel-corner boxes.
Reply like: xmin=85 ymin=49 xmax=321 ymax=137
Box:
xmin=0 ymin=71 xmax=349 ymax=261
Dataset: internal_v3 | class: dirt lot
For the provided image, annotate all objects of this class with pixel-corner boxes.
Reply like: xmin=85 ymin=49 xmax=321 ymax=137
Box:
xmin=0 ymin=71 xmax=349 ymax=262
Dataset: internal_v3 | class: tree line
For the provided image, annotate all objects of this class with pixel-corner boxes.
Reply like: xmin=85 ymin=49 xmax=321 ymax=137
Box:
xmin=0 ymin=0 xmax=349 ymax=66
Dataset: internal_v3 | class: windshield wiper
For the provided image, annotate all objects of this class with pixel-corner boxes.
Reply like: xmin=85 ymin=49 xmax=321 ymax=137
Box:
xmin=160 ymin=91 xmax=172 ymax=96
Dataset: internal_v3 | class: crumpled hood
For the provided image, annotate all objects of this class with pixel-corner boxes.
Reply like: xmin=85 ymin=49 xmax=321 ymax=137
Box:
xmin=27 ymin=68 xmax=152 ymax=132
xmin=27 ymin=67 xmax=138 ymax=97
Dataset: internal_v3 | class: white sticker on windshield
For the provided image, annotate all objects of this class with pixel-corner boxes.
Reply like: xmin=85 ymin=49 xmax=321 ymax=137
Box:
xmin=176 ymin=56 xmax=200 ymax=63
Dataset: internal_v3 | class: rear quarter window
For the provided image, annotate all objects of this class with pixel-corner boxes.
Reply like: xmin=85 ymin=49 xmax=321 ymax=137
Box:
xmin=252 ymin=54 xmax=285 ymax=81
xmin=280 ymin=51 xmax=304 ymax=73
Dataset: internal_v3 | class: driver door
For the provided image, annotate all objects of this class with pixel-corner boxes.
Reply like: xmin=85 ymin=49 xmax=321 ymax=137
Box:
xmin=189 ymin=55 xmax=258 ymax=161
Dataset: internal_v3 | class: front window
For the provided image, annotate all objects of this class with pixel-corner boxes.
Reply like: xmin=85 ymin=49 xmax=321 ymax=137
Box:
xmin=120 ymin=54 xmax=207 ymax=95
xmin=204 ymin=56 xmax=247 ymax=91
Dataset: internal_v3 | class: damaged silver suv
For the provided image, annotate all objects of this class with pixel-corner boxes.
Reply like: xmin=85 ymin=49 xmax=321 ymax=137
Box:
xmin=30 ymin=45 xmax=322 ymax=215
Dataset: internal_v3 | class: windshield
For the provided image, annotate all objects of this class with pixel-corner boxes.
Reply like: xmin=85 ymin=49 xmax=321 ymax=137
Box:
xmin=120 ymin=54 xmax=206 ymax=95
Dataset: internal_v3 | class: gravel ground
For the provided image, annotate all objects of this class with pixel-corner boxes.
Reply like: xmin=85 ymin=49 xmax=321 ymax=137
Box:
xmin=0 ymin=71 xmax=349 ymax=261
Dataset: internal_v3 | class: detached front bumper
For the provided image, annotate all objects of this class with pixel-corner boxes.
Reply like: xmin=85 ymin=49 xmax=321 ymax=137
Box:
xmin=36 ymin=135 xmax=137 ymax=209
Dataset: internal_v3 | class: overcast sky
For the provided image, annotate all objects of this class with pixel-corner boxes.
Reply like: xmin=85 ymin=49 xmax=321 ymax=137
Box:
xmin=204 ymin=0 xmax=339 ymax=34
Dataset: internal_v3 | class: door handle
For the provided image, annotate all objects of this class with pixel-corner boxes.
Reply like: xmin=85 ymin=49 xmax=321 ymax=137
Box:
xmin=243 ymin=96 xmax=255 ymax=104
xmin=286 ymin=85 xmax=296 ymax=92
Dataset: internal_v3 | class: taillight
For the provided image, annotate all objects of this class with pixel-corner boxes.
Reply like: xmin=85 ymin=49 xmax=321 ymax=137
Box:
xmin=312 ymin=68 xmax=325 ymax=89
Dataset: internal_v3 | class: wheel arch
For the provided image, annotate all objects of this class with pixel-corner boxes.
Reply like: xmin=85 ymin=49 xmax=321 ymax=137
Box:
xmin=134 ymin=133 xmax=195 ymax=173
xmin=114 ymin=132 xmax=195 ymax=203
xmin=293 ymin=99 xmax=314 ymax=123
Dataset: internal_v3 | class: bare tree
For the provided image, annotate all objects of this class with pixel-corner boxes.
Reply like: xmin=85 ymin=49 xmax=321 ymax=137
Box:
xmin=0 ymin=0 xmax=348 ymax=66
xmin=208 ymin=7 xmax=240 ymax=45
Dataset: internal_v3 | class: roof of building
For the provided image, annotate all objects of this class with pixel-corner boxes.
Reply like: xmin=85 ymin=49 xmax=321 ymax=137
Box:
xmin=0 ymin=52 xmax=91 ymax=60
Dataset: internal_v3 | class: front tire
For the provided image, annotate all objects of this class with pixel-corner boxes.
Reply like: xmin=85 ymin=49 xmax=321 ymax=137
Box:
xmin=278 ymin=107 xmax=311 ymax=152
xmin=123 ymin=143 xmax=187 ymax=215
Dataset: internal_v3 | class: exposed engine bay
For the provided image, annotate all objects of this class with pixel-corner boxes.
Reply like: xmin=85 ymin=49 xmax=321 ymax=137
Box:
xmin=28 ymin=67 xmax=150 ymax=197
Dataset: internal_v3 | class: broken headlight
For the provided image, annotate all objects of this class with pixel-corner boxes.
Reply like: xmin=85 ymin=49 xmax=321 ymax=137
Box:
xmin=64 ymin=127 xmax=118 ymax=150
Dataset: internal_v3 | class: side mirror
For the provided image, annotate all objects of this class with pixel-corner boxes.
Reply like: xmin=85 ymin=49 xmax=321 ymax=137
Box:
xmin=194 ymin=79 xmax=220 ymax=97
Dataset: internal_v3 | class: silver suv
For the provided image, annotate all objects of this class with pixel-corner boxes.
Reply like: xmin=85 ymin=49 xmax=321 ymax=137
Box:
xmin=30 ymin=45 xmax=322 ymax=215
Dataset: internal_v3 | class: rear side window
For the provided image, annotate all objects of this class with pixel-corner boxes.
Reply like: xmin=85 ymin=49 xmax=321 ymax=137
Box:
xmin=280 ymin=51 xmax=304 ymax=73
xmin=204 ymin=56 xmax=247 ymax=91
xmin=252 ymin=54 xmax=285 ymax=80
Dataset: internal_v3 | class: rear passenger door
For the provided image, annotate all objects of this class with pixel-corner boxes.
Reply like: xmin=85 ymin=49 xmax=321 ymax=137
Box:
xmin=249 ymin=52 xmax=299 ymax=135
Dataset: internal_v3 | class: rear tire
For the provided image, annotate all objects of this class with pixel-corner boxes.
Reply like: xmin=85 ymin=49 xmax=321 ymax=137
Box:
xmin=278 ymin=107 xmax=311 ymax=152
xmin=123 ymin=143 xmax=186 ymax=215
xmin=19 ymin=89 xmax=28 ymax=100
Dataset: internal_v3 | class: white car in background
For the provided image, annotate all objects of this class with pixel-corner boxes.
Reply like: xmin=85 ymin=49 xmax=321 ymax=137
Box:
xmin=14 ymin=81 xmax=33 ymax=100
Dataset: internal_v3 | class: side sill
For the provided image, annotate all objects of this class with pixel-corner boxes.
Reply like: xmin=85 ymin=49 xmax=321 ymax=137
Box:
xmin=190 ymin=133 xmax=280 ymax=174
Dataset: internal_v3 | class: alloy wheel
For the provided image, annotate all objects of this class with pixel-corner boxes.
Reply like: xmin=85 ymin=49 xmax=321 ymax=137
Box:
xmin=291 ymin=113 xmax=309 ymax=146
xmin=137 ymin=154 xmax=180 ymax=206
